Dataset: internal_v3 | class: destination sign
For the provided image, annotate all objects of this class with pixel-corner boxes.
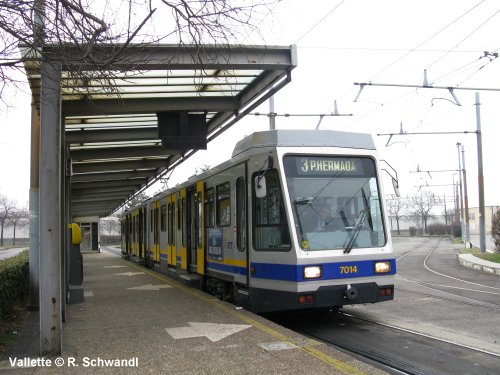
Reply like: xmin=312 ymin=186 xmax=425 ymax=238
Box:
xmin=295 ymin=157 xmax=366 ymax=176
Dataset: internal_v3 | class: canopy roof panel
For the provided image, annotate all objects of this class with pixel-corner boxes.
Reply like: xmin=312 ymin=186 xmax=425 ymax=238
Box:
xmin=23 ymin=44 xmax=297 ymax=217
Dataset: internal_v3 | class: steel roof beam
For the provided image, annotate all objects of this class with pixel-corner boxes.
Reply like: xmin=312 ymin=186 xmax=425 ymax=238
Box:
xmin=72 ymin=201 xmax=121 ymax=209
xmin=72 ymin=195 xmax=130 ymax=203
xmin=71 ymin=179 xmax=147 ymax=190
xmin=71 ymin=159 xmax=167 ymax=173
xmin=72 ymin=208 xmax=120 ymax=216
xmin=71 ymin=170 xmax=157 ymax=183
xmin=62 ymin=97 xmax=239 ymax=117
xmin=71 ymin=195 xmax=131 ymax=203
xmin=70 ymin=146 xmax=173 ymax=161
xmin=36 ymin=44 xmax=297 ymax=71
xmin=72 ymin=210 xmax=111 ymax=217
xmin=71 ymin=187 xmax=138 ymax=196
xmin=66 ymin=127 xmax=159 ymax=143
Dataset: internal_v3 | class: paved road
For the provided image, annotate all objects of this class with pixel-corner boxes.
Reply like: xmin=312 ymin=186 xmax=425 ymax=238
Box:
xmin=0 ymin=247 xmax=27 ymax=260
xmin=346 ymin=236 xmax=500 ymax=354
xmin=469 ymin=233 xmax=496 ymax=252
xmin=269 ymin=237 xmax=500 ymax=374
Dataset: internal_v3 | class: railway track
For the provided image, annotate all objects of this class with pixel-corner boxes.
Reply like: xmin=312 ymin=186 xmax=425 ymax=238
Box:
xmin=268 ymin=237 xmax=500 ymax=374
xmin=270 ymin=309 xmax=500 ymax=375
xmin=396 ymin=237 xmax=500 ymax=310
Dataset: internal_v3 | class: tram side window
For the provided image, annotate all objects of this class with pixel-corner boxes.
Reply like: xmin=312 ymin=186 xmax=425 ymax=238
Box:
xmin=130 ymin=216 xmax=133 ymax=244
xmin=168 ymin=202 xmax=174 ymax=245
xmin=161 ymin=204 xmax=166 ymax=232
xmin=138 ymin=210 xmax=143 ymax=245
xmin=154 ymin=207 xmax=159 ymax=245
xmin=216 ymin=182 xmax=231 ymax=227
xmin=196 ymin=192 xmax=203 ymax=247
xmin=253 ymin=169 xmax=291 ymax=250
xmin=132 ymin=216 xmax=136 ymax=245
xmin=204 ymin=188 xmax=215 ymax=227
xmin=177 ymin=197 xmax=181 ymax=230
xmin=181 ymin=198 xmax=186 ymax=247
xmin=236 ymin=177 xmax=246 ymax=251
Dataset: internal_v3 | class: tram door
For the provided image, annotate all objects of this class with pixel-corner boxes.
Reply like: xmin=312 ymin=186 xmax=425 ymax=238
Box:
xmin=138 ymin=208 xmax=143 ymax=258
xmin=195 ymin=181 xmax=205 ymax=275
xmin=186 ymin=182 xmax=205 ymax=274
xmin=179 ymin=189 xmax=187 ymax=270
xmin=187 ymin=186 xmax=197 ymax=272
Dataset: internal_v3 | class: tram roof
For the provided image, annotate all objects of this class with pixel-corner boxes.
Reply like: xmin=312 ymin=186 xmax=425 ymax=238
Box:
xmin=22 ymin=44 xmax=297 ymax=218
xmin=232 ymin=129 xmax=376 ymax=157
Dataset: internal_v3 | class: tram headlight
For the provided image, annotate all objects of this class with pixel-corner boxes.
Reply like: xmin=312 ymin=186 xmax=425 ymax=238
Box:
xmin=303 ymin=266 xmax=322 ymax=279
xmin=374 ymin=261 xmax=391 ymax=274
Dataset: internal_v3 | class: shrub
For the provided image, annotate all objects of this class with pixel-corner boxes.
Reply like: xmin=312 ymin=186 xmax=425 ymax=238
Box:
xmin=491 ymin=210 xmax=500 ymax=253
xmin=0 ymin=251 xmax=29 ymax=319
xmin=428 ymin=223 xmax=449 ymax=236
xmin=100 ymin=235 xmax=121 ymax=246
xmin=409 ymin=226 xmax=417 ymax=236
xmin=451 ymin=223 xmax=462 ymax=238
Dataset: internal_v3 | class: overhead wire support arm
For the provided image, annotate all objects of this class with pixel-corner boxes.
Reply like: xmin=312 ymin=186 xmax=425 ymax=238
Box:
xmin=353 ymin=81 xmax=500 ymax=93
xmin=377 ymin=130 xmax=478 ymax=150
xmin=377 ymin=130 xmax=478 ymax=136
xmin=354 ymin=81 xmax=500 ymax=107
xmin=248 ymin=112 xmax=353 ymax=117
xmin=409 ymin=169 xmax=459 ymax=174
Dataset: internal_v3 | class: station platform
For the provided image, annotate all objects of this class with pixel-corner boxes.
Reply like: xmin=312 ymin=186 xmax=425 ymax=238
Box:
xmin=1 ymin=246 xmax=384 ymax=374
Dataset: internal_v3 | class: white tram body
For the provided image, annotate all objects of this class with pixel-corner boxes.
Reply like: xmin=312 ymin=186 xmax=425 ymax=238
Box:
xmin=121 ymin=129 xmax=396 ymax=313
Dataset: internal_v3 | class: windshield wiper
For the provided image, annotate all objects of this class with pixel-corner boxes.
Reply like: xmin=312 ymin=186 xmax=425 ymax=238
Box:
xmin=361 ymin=188 xmax=373 ymax=231
xmin=343 ymin=209 xmax=367 ymax=254
xmin=294 ymin=197 xmax=314 ymax=205
xmin=293 ymin=197 xmax=314 ymax=246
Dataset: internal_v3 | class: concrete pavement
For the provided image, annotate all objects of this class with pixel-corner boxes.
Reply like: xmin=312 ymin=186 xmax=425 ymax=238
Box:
xmin=0 ymin=247 xmax=385 ymax=374
xmin=457 ymin=253 xmax=500 ymax=275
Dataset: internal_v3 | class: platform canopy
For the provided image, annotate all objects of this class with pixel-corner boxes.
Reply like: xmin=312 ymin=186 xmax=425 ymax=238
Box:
xmin=22 ymin=44 xmax=297 ymax=217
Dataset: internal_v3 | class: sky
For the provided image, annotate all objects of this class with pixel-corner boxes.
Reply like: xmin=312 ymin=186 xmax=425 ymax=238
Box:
xmin=1 ymin=0 xmax=500 ymax=213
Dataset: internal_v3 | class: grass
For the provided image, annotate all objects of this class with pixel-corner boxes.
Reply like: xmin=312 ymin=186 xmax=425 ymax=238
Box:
xmin=0 ymin=306 xmax=28 ymax=354
xmin=0 ymin=242 xmax=29 ymax=251
xmin=458 ymin=247 xmax=500 ymax=263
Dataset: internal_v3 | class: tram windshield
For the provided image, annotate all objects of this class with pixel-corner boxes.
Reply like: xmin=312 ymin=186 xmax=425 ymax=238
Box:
xmin=283 ymin=155 xmax=386 ymax=251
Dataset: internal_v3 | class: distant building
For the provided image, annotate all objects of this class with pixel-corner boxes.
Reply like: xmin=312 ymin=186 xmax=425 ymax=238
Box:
xmin=387 ymin=214 xmax=449 ymax=233
xmin=467 ymin=206 xmax=500 ymax=234
xmin=387 ymin=206 xmax=500 ymax=235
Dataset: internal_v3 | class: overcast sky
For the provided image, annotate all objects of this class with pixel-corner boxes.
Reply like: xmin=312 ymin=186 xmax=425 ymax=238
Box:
xmin=1 ymin=0 xmax=500 ymax=211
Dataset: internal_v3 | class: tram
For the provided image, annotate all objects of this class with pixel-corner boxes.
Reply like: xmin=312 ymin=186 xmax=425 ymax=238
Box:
xmin=121 ymin=129 xmax=396 ymax=313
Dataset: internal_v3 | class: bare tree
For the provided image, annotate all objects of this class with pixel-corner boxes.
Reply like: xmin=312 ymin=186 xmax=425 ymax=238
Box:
xmin=7 ymin=206 xmax=29 ymax=245
xmin=442 ymin=207 xmax=456 ymax=228
xmin=407 ymin=191 xmax=438 ymax=234
xmin=386 ymin=195 xmax=405 ymax=235
xmin=195 ymin=164 xmax=211 ymax=174
xmin=0 ymin=193 xmax=16 ymax=246
xmin=491 ymin=210 xmax=500 ymax=253
xmin=99 ymin=215 xmax=120 ymax=235
xmin=0 ymin=0 xmax=278 ymax=101
xmin=125 ymin=191 xmax=150 ymax=210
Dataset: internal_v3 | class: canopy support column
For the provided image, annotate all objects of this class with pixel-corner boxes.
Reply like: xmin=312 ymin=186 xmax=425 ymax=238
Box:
xmin=39 ymin=57 xmax=62 ymax=355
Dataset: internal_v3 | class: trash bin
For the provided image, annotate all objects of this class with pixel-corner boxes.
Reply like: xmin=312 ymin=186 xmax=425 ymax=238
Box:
xmin=68 ymin=223 xmax=84 ymax=304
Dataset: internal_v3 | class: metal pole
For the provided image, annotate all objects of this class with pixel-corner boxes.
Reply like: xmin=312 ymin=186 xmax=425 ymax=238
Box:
xmin=28 ymin=0 xmax=45 ymax=312
xmin=269 ymin=96 xmax=276 ymax=130
xmin=28 ymin=102 xmax=40 ymax=310
xmin=452 ymin=174 xmax=458 ymax=223
xmin=475 ymin=92 xmax=486 ymax=253
xmin=443 ymin=194 xmax=448 ymax=228
xmin=60 ymin=124 xmax=67 ymax=322
xmin=456 ymin=143 xmax=464 ymax=243
xmin=461 ymin=145 xmax=470 ymax=246
xmin=39 ymin=56 xmax=62 ymax=355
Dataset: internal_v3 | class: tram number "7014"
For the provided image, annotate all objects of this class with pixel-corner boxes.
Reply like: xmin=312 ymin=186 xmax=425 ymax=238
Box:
xmin=339 ymin=265 xmax=358 ymax=274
